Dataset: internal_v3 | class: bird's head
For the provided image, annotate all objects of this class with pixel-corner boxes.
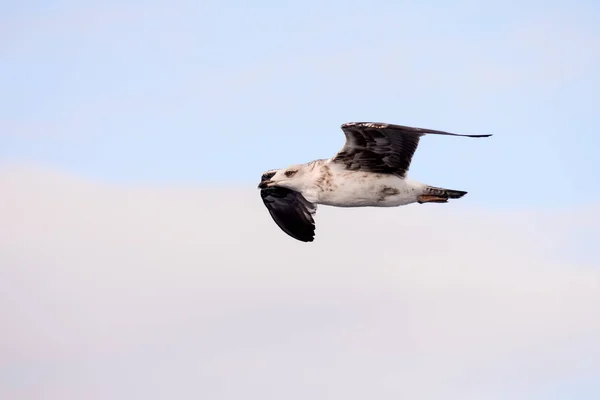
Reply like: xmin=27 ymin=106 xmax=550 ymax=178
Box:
xmin=258 ymin=165 xmax=306 ymax=190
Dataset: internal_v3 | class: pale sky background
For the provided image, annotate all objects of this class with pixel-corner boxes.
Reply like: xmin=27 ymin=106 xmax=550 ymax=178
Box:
xmin=1 ymin=0 xmax=600 ymax=399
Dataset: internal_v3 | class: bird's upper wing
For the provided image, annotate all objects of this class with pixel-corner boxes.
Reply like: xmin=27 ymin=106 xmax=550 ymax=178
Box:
xmin=260 ymin=186 xmax=317 ymax=242
xmin=330 ymin=122 xmax=492 ymax=177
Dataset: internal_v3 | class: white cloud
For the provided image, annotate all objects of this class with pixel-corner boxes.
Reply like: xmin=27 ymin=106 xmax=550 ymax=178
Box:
xmin=0 ymin=164 xmax=599 ymax=399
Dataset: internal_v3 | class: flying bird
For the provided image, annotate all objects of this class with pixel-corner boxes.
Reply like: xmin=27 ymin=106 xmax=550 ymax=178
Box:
xmin=259 ymin=122 xmax=492 ymax=242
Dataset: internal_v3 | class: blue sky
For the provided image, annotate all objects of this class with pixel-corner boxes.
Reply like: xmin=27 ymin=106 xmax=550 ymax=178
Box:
xmin=2 ymin=0 xmax=599 ymax=209
xmin=1 ymin=2 xmax=600 ymax=399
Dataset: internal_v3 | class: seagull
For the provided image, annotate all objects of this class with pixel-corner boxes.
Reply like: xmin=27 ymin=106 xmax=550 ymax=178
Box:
xmin=259 ymin=122 xmax=492 ymax=242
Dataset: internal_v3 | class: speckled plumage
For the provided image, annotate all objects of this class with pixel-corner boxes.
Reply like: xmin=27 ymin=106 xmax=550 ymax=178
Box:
xmin=259 ymin=122 xmax=492 ymax=242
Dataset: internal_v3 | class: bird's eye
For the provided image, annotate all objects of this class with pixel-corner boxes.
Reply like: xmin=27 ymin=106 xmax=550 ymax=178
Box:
xmin=285 ymin=170 xmax=297 ymax=178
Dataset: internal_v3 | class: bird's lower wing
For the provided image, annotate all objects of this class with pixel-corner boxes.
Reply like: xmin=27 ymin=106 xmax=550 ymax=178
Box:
xmin=260 ymin=187 xmax=317 ymax=242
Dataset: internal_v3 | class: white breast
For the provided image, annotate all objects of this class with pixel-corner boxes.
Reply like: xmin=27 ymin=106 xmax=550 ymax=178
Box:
xmin=305 ymin=165 xmax=425 ymax=208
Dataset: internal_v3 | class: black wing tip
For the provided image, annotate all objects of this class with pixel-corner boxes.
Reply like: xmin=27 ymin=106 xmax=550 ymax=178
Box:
xmin=341 ymin=121 xmax=493 ymax=137
xmin=295 ymin=235 xmax=315 ymax=242
xmin=274 ymin=222 xmax=315 ymax=243
xmin=281 ymin=228 xmax=315 ymax=243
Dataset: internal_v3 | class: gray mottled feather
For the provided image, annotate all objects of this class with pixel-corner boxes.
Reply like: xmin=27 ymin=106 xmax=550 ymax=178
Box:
xmin=331 ymin=122 xmax=491 ymax=177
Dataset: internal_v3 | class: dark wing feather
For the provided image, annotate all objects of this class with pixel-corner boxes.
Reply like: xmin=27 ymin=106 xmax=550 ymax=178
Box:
xmin=331 ymin=122 xmax=492 ymax=177
xmin=260 ymin=187 xmax=317 ymax=242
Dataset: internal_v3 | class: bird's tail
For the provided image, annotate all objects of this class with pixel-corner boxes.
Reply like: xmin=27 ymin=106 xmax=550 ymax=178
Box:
xmin=418 ymin=186 xmax=467 ymax=204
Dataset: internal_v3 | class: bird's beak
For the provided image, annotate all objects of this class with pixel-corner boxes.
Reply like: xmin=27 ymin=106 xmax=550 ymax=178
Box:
xmin=258 ymin=180 xmax=273 ymax=189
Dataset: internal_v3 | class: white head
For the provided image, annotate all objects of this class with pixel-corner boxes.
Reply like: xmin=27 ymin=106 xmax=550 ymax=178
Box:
xmin=258 ymin=164 xmax=308 ymax=191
